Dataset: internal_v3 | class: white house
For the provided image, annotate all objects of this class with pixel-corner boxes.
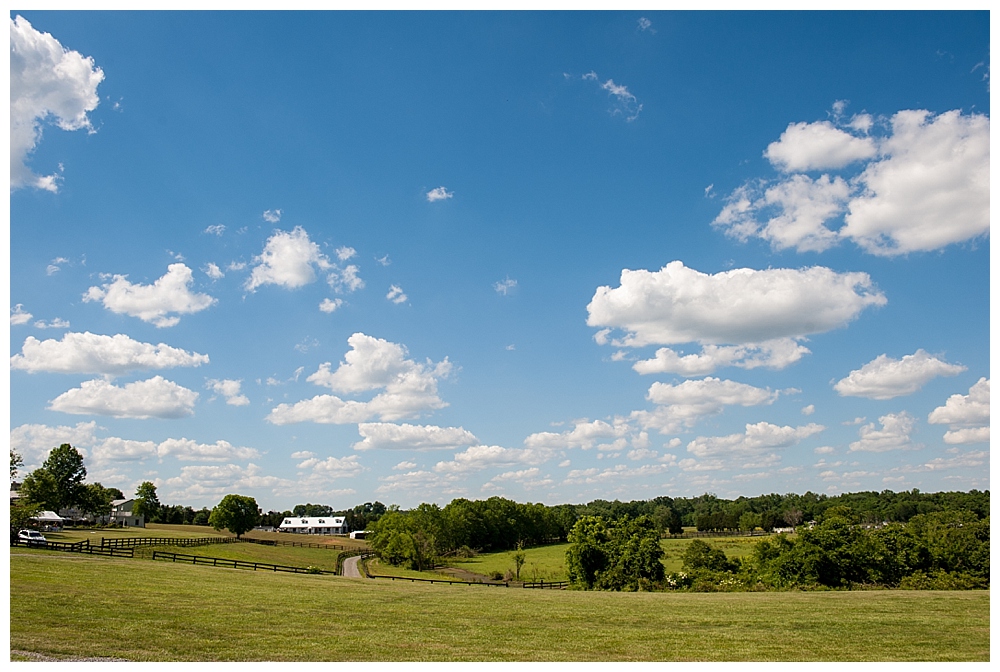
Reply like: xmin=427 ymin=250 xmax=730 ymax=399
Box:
xmin=279 ymin=516 xmax=347 ymax=535
xmin=109 ymin=499 xmax=145 ymax=528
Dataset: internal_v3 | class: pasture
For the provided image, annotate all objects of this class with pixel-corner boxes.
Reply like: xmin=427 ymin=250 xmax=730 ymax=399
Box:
xmin=9 ymin=551 xmax=989 ymax=662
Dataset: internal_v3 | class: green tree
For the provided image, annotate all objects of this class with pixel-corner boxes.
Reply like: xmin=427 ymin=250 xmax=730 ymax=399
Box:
xmin=566 ymin=516 xmax=611 ymax=589
xmin=11 ymin=449 xmax=24 ymax=480
xmin=36 ymin=444 xmax=87 ymax=511
xmin=682 ymin=539 xmax=735 ymax=573
xmin=133 ymin=481 xmax=161 ymax=522
xmin=19 ymin=469 xmax=61 ymax=511
xmin=208 ymin=494 xmax=260 ymax=538
xmin=80 ymin=483 xmax=117 ymax=521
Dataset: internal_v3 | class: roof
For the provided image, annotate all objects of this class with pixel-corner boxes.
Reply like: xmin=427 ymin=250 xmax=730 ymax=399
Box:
xmin=280 ymin=516 xmax=346 ymax=528
xmin=31 ymin=510 xmax=66 ymax=522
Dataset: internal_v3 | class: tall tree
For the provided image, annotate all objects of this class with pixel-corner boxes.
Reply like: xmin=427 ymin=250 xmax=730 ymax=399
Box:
xmin=38 ymin=444 xmax=87 ymax=511
xmin=209 ymin=494 xmax=260 ymax=538
xmin=80 ymin=483 xmax=117 ymax=521
xmin=133 ymin=481 xmax=161 ymax=522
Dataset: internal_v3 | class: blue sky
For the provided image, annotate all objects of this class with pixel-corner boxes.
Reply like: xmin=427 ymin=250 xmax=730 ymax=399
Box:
xmin=8 ymin=11 xmax=990 ymax=510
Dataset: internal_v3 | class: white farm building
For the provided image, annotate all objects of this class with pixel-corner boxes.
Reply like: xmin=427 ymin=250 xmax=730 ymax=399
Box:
xmin=279 ymin=516 xmax=347 ymax=535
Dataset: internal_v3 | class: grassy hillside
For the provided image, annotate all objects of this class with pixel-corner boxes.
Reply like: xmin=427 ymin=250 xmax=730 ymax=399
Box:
xmin=10 ymin=551 xmax=989 ymax=661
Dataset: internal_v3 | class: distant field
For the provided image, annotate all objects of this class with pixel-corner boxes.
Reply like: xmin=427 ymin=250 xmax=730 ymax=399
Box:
xmin=449 ymin=543 xmax=570 ymax=581
xmin=660 ymin=535 xmax=762 ymax=573
xmin=9 ymin=552 xmax=988 ymax=661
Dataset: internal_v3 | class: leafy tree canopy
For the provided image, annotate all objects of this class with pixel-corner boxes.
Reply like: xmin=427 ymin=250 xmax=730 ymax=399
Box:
xmin=208 ymin=494 xmax=260 ymax=538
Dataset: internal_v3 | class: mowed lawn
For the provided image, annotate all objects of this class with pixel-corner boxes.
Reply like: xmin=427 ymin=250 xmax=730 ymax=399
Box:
xmin=10 ymin=552 xmax=989 ymax=662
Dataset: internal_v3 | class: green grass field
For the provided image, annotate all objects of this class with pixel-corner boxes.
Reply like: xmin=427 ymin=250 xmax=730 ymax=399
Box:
xmin=10 ymin=551 xmax=989 ymax=661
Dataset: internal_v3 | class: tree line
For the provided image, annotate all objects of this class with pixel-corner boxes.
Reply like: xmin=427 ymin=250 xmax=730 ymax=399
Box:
xmin=672 ymin=509 xmax=990 ymax=591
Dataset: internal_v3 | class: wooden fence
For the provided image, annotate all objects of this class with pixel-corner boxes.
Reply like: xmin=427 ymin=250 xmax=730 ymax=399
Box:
xmin=240 ymin=538 xmax=351 ymax=550
xmin=100 ymin=536 xmax=237 ymax=549
xmin=151 ymin=551 xmax=333 ymax=574
xmin=12 ymin=537 xmax=134 ymax=558
xmin=521 ymin=580 xmax=569 ymax=589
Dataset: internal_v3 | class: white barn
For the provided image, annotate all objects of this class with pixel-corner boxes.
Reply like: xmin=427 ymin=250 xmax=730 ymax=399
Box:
xmin=279 ymin=516 xmax=347 ymax=535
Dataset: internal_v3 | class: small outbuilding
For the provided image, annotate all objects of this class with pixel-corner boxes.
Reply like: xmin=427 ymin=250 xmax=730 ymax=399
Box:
xmin=279 ymin=516 xmax=347 ymax=535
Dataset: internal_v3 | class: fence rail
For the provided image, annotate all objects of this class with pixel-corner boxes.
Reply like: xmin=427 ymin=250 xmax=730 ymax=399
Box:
xmin=240 ymin=537 xmax=352 ymax=550
xmin=522 ymin=580 xmax=569 ymax=589
xmin=151 ymin=551 xmax=333 ymax=574
xmin=12 ymin=538 xmax=134 ymax=558
xmin=100 ymin=536 xmax=238 ymax=549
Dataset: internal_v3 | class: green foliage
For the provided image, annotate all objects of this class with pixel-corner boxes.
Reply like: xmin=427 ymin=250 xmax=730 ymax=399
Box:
xmin=11 ymin=448 xmax=24 ymax=480
xmin=682 ymin=539 xmax=736 ymax=573
xmin=512 ymin=542 xmax=526 ymax=580
xmin=566 ymin=515 xmax=665 ymax=591
xmin=368 ymin=510 xmax=439 ymax=570
xmin=19 ymin=468 xmax=61 ymax=511
xmin=208 ymin=494 xmax=260 ymax=538
xmin=736 ymin=510 xmax=990 ymax=591
xmin=80 ymin=482 xmax=117 ymax=519
xmin=10 ymin=498 xmax=41 ymax=533
xmin=20 ymin=444 xmax=88 ymax=512
xmin=133 ymin=481 xmax=161 ymax=521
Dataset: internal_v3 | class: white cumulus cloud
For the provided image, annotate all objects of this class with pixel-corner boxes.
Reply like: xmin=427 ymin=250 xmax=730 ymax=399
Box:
xmin=319 ymin=298 xmax=344 ymax=313
xmin=10 ymin=421 xmax=98 ymax=467
xmin=587 ymin=262 xmax=885 ymax=374
xmin=48 ymin=375 xmax=199 ymax=419
xmin=715 ymin=108 xmax=989 ymax=256
xmin=928 ymin=378 xmax=989 ymax=444
xmin=849 ymin=412 xmax=919 ymax=452
xmin=353 ymin=423 xmax=478 ymax=452
xmin=245 ymin=227 xmax=333 ymax=292
xmin=11 ymin=331 xmax=209 ymax=375
xmin=11 ymin=305 xmax=33 ymax=325
xmin=83 ymin=263 xmax=216 ymax=328
xmin=267 ymin=333 xmax=452 ymax=425
xmin=205 ymin=379 xmax=249 ymax=406
xmin=10 ymin=15 xmax=104 ymax=192
xmin=262 ymin=209 xmax=282 ymax=223
xmin=834 ymin=349 xmax=966 ymax=399
xmin=386 ymin=285 xmax=407 ymax=304
xmin=524 ymin=419 xmax=628 ymax=451
xmin=764 ymin=120 xmax=877 ymax=172
xmin=686 ymin=422 xmax=825 ymax=465
xmin=631 ymin=377 xmax=779 ymax=434
xmin=426 ymin=186 xmax=453 ymax=202
xmin=203 ymin=263 xmax=224 ymax=280
xmin=157 ymin=437 xmax=258 ymax=461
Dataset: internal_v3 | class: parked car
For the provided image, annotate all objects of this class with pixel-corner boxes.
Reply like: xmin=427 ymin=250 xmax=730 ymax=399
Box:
xmin=18 ymin=529 xmax=47 ymax=545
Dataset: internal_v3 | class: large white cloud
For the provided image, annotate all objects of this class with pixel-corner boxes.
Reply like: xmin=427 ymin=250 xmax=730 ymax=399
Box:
xmin=928 ymin=378 xmax=990 ymax=445
xmin=631 ymin=377 xmax=779 ymax=434
xmin=163 ymin=463 xmax=289 ymax=501
xmin=587 ymin=262 xmax=885 ymax=356
xmin=353 ymin=423 xmax=478 ymax=451
xmin=523 ymin=419 xmax=628 ymax=451
xmin=843 ymin=109 xmax=990 ymax=256
xmin=715 ymin=108 xmax=989 ymax=256
xmin=834 ymin=350 xmax=966 ymax=400
xmin=686 ymin=422 xmax=825 ymax=462
xmin=83 ymin=264 xmax=216 ymax=328
xmin=267 ymin=333 xmax=452 ymax=425
xmin=245 ymin=227 xmax=332 ymax=291
xmin=10 ymin=15 xmax=104 ymax=191
xmin=9 ymin=421 xmax=98 ymax=467
xmin=11 ymin=332 xmax=209 ymax=375
xmin=849 ymin=412 xmax=919 ymax=452
xmin=632 ymin=338 xmax=809 ymax=377
xmin=48 ymin=376 xmax=199 ymax=419
xmin=434 ymin=444 xmax=552 ymax=475
xmin=764 ymin=120 xmax=877 ymax=172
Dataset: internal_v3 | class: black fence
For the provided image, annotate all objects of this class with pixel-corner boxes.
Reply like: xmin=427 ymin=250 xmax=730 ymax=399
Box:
xmin=151 ymin=551 xmax=333 ymax=574
xmin=522 ymin=580 xmax=569 ymax=589
xmin=12 ymin=537 xmax=134 ymax=558
xmin=361 ymin=557 xmax=511 ymax=587
xmin=240 ymin=538 xmax=352 ymax=550
xmin=100 ymin=536 xmax=238 ymax=549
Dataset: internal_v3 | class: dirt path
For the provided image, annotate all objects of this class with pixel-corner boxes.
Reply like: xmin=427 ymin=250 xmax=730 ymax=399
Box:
xmin=342 ymin=555 xmax=364 ymax=578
